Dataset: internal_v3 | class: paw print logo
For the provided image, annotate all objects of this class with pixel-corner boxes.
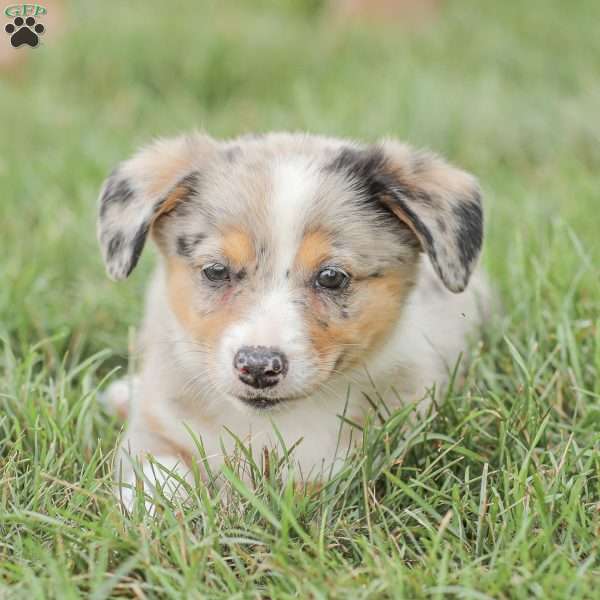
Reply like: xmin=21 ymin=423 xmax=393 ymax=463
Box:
xmin=5 ymin=16 xmax=45 ymax=48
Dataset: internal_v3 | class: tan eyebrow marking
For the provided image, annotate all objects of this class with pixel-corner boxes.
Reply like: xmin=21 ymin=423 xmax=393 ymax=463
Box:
xmin=294 ymin=229 xmax=333 ymax=273
xmin=221 ymin=228 xmax=255 ymax=268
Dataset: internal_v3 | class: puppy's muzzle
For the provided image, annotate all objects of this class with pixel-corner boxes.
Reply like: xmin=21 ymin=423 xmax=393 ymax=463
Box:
xmin=233 ymin=345 xmax=288 ymax=390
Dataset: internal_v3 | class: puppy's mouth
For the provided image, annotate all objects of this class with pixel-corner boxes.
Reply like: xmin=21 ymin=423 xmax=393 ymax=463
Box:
xmin=236 ymin=395 xmax=291 ymax=410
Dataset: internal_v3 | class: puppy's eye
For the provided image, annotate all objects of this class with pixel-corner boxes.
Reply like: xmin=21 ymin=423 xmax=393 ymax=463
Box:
xmin=315 ymin=267 xmax=350 ymax=290
xmin=202 ymin=263 xmax=230 ymax=282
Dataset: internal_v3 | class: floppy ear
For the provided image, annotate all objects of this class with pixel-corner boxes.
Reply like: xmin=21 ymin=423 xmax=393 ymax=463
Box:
xmin=97 ymin=133 xmax=216 ymax=280
xmin=378 ymin=140 xmax=483 ymax=292
xmin=331 ymin=140 xmax=483 ymax=293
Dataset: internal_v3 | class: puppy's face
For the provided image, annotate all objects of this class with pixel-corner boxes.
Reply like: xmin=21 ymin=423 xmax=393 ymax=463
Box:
xmin=98 ymin=133 xmax=482 ymax=410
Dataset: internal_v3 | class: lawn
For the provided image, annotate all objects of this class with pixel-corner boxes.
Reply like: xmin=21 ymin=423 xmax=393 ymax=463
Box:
xmin=1 ymin=0 xmax=600 ymax=597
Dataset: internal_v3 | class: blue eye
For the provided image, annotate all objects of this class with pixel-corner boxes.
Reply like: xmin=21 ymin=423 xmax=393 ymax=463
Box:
xmin=202 ymin=263 xmax=230 ymax=282
xmin=315 ymin=267 xmax=350 ymax=290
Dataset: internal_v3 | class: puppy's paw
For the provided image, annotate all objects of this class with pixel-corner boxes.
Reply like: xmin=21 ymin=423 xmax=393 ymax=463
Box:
xmin=99 ymin=376 xmax=140 ymax=420
xmin=116 ymin=454 xmax=194 ymax=515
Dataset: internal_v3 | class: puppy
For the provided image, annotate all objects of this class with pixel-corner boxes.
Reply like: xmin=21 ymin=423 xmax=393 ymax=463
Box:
xmin=97 ymin=132 xmax=491 ymax=508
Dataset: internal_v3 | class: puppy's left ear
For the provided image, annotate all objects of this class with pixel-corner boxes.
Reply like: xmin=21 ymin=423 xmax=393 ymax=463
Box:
xmin=97 ymin=133 xmax=217 ymax=280
xmin=377 ymin=140 xmax=483 ymax=293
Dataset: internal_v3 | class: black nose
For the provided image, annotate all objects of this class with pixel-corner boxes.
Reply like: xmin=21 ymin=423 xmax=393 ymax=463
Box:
xmin=233 ymin=346 xmax=288 ymax=389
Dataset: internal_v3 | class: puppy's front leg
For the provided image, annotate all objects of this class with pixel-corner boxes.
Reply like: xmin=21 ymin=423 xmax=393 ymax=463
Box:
xmin=114 ymin=428 xmax=196 ymax=514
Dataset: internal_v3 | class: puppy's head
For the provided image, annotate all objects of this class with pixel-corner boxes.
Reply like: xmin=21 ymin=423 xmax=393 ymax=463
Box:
xmin=97 ymin=133 xmax=482 ymax=410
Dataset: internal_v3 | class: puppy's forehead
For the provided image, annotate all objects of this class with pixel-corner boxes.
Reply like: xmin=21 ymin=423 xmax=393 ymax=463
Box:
xmin=178 ymin=137 xmax=407 ymax=271
xmin=200 ymin=143 xmax=328 ymax=239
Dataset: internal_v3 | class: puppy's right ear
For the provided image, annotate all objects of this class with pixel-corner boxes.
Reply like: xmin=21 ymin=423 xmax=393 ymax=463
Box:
xmin=97 ymin=134 xmax=217 ymax=280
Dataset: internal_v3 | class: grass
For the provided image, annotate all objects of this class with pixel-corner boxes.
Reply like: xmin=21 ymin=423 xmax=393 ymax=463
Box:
xmin=1 ymin=0 xmax=600 ymax=597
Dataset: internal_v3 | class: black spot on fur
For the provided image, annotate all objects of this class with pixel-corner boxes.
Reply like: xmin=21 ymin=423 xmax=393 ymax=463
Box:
xmin=236 ymin=268 xmax=247 ymax=281
xmin=326 ymin=147 xmax=390 ymax=200
xmin=453 ymin=197 xmax=483 ymax=269
xmin=176 ymin=236 xmax=191 ymax=257
xmin=176 ymin=233 xmax=206 ymax=257
xmin=99 ymin=175 xmax=135 ymax=217
xmin=224 ymin=146 xmax=242 ymax=162
xmin=106 ymin=232 xmax=124 ymax=259
xmin=125 ymin=222 xmax=150 ymax=278
xmin=179 ymin=171 xmax=201 ymax=191
xmin=326 ymin=146 xmax=433 ymax=225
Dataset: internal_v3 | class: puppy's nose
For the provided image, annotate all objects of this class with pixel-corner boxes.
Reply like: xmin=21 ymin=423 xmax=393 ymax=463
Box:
xmin=234 ymin=346 xmax=288 ymax=389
